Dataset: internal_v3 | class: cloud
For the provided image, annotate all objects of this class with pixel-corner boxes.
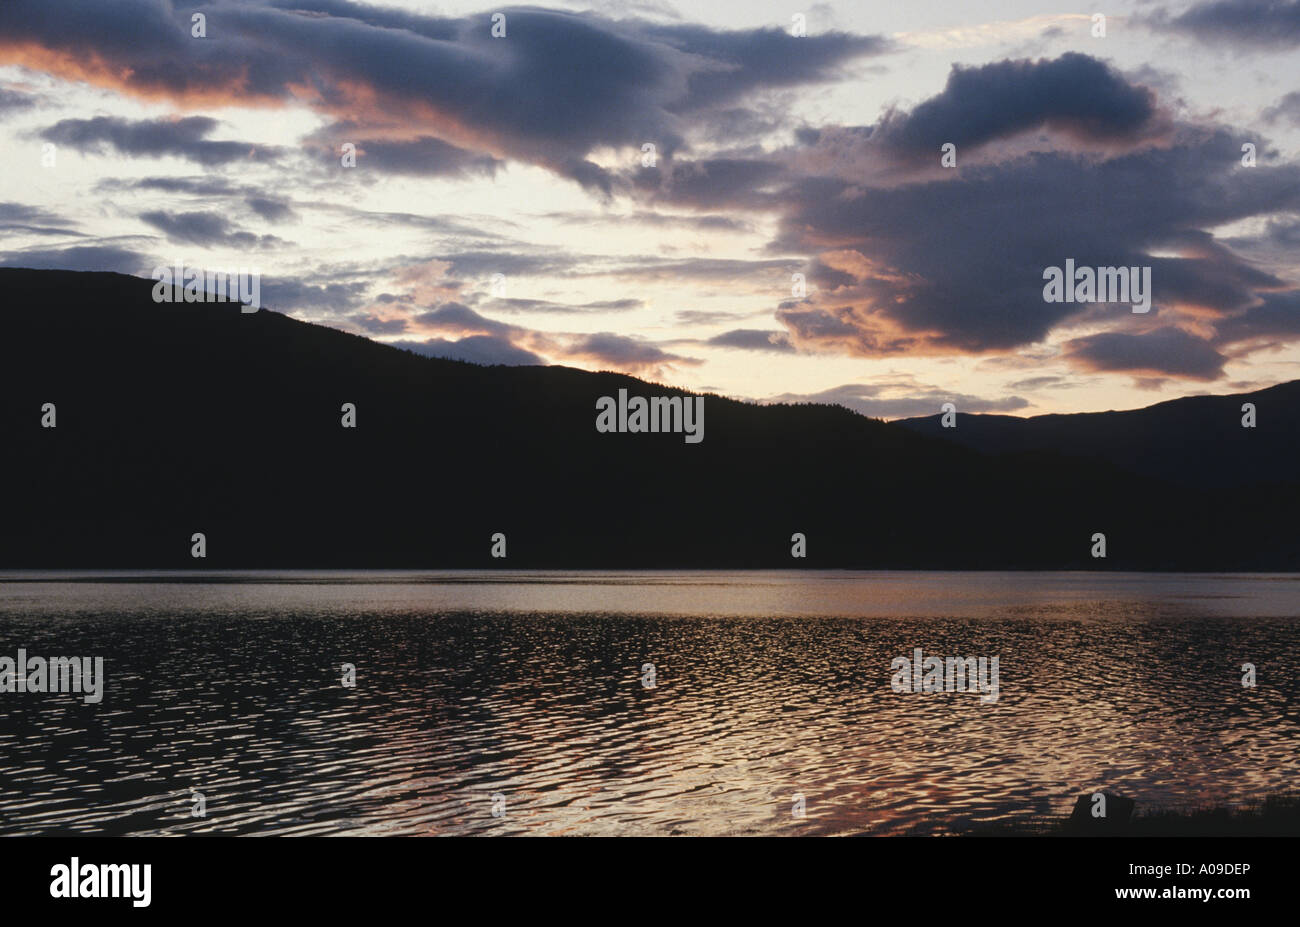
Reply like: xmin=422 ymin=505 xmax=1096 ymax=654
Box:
xmin=1006 ymin=375 xmax=1072 ymax=390
xmin=349 ymin=312 xmax=409 ymax=335
xmin=98 ymin=177 xmax=304 ymax=227
xmin=643 ymin=157 xmax=787 ymax=208
xmin=0 ymin=202 xmax=82 ymax=237
xmin=767 ymin=382 xmax=1030 ymax=418
xmin=261 ymin=277 xmax=370 ymax=313
xmin=1264 ymin=91 xmax=1300 ymax=126
xmin=139 ymin=210 xmax=286 ymax=248
xmin=1213 ymin=290 xmax=1300 ymax=344
xmin=564 ymin=331 xmax=699 ymax=372
xmin=596 ymin=256 xmax=797 ymax=282
xmin=40 ymin=116 xmax=280 ymax=166
xmin=0 ymin=87 xmax=36 ymax=115
xmin=483 ymin=297 xmax=644 ymax=314
xmin=413 ymin=301 xmax=514 ymax=338
xmin=894 ymin=13 xmax=1091 ymax=50
xmin=435 ymin=251 xmax=579 ymax=279
xmin=544 ymin=210 xmax=754 ymax=233
xmin=97 ymin=176 xmax=242 ymax=196
xmin=316 ymin=131 xmax=502 ymax=178
xmin=4 ymin=3 xmax=1297 ymax=398
xmin=393 ymin=335 xmax=543 ymax=366
xmin=638 ymin=19 xmax=891 ymax=113
xmin=245 ymin=196 xmax=297 ymax=222
xmin=1064 ymin=327 xmax=1227 ymax=379
xmin=675 ymin=310 xmax=752 ymax=325
xmin=1148 ymin=0 xmax=1300 ymax=49
xmin=871 ymin=53 xmax=1157 ymax=154
xmin=315 ymin=207 xmax=511 ymax=240
xmin=0 ymin=244 xmax=148 ymax=274
xmin=769 ymin=125 xmax=1300 ymax=360
xmin=0 ymin=1 xmax=889 ymax=189
xmin=706 ymin=328 xmax=796 ymax=352
xmin=410 ymin=300 xmax=700 ymax=375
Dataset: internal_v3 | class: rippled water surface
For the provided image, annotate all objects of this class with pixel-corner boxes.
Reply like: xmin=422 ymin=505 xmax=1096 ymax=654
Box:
xmin=0 ymin=571 xmax=1296 ymax=835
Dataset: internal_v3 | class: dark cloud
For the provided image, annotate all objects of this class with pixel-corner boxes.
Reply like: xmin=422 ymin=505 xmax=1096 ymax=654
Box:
xmin=805 ymin=260 xmax=858 ymax=291
xmin=1219 ymin=216 xmax=1300 ymax=269
xmin=0 ymin=87 xmax=36 ymax=115
xmin=0 ymin=202 xmax=82 ymax=237
xmin=558 ymin=158 xmax=618 ymax=197
xmin=1264 ymin=91 xmax=1300 ymax=126
xmin=1006 ymin=375 xmax=1072 ymax=391
xmin=771 ymin=127 xmax=1300 ymax=357
xmin=794 ymin=126 xmax=824 ymax=146
xmin=245 ymin=196 xmax=297 ymax=222
xmin=392 ymin=335 xmax=544 ymax=366
xmin=675 ymin=310 xmax=751 ymax=325
xmin=322 ymin=132 xmax=502 ymax=177
xmin=0 ymin=244 xmax=147 ymax=274
xmin=0 ymin=1 xmax=888 ymax=188
xmin=1213 ymin=290 xmax=1300 ymax=344
xmin=1260 ymin=218 xmax=1300 ymax=247
xmin=98 ymin=177 xmax=301 ymax=224
xmin=97 ymin=176 xmax=242 ymax=196
xmin=638 ymin=20 xmax=892 ymax=114
xmin=261 ymin=278 xmax=370 ymax=313
xmin=349 ymin=313 xmax=409 ymax=335
xmin=1064 ymin=327 xmax=1227 ymax=379
xmin=412 ymin=302 xmax=513 ymax=337
xmin=544 ymin=210 xmax=753 ymax=233
xmin=484 ymin=297 xmax=644 ymax=314
xmin=767 ymin=383 xmax=1030 ymax=419
xmin=566 ymin=331 xmax=698 ymax=370
xmin=261 ymin=0 xmax=461 ymax=42
xmin=315 ymin=206 xmax=510 ymax=240
xmin=706 ymin=328 xmax=796 ymax=352
xmin=1145 ymin=238 xmax=1285 ymax=312
xmin=139 ymin=210 xmax=286 ymax=248
xmin=1149 ymin=0 xmax=1300 ymax=49
xmin=872 ymin=53 xmax=1157 ymax=153
xmin=439 ymin=251 xmax=578 ymax=279
xmin=598 ymin=256 xmax=796 ymax=282
xmin=408 ymin=300 xmax=699 ymax=374
xmin=690 ymin=105 xmax=792 ymax=145
xmin=40 ymin=116 xmax=280 ymax=166
xmin=644 ymin=157 xmax=786 ymax=208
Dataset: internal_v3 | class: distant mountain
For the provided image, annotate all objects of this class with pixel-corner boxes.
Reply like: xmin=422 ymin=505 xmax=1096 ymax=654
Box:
xmin=1 ymin=268 xmax=1297 ymax=569
xmin=896 ymin=383 xmax=1300 ymax=490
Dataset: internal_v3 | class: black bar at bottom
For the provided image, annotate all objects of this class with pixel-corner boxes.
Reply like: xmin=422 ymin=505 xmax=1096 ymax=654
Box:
xmin=0 ymin=836 xmax=1276 ymax=915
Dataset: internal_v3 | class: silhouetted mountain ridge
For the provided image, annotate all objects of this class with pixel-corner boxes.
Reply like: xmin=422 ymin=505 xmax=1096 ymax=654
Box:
xmin=1 ymin=268 xmax=1296 ymax=569
xmin=897 ymin=383 xmax=1300 ymax=489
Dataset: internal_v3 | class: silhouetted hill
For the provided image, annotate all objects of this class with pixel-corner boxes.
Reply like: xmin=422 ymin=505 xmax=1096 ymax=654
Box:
xmin=896 ymin=384 xmax=1300 ymax=490
xmin=1 ymin=268 xmax=1297 ymax=569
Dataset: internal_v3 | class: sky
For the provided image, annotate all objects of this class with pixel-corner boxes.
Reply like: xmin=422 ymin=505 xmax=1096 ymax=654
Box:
xmin=1 ymin=0 xmax=1298 ymax=418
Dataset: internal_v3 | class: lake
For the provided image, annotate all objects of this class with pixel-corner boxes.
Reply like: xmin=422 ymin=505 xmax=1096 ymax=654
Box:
xmin=0 ymin=570 xmax=1296 ymax=835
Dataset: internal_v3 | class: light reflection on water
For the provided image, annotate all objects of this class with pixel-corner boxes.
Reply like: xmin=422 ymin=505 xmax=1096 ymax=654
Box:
xmin=0 ymin=571 xmax=1296 ymax=836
